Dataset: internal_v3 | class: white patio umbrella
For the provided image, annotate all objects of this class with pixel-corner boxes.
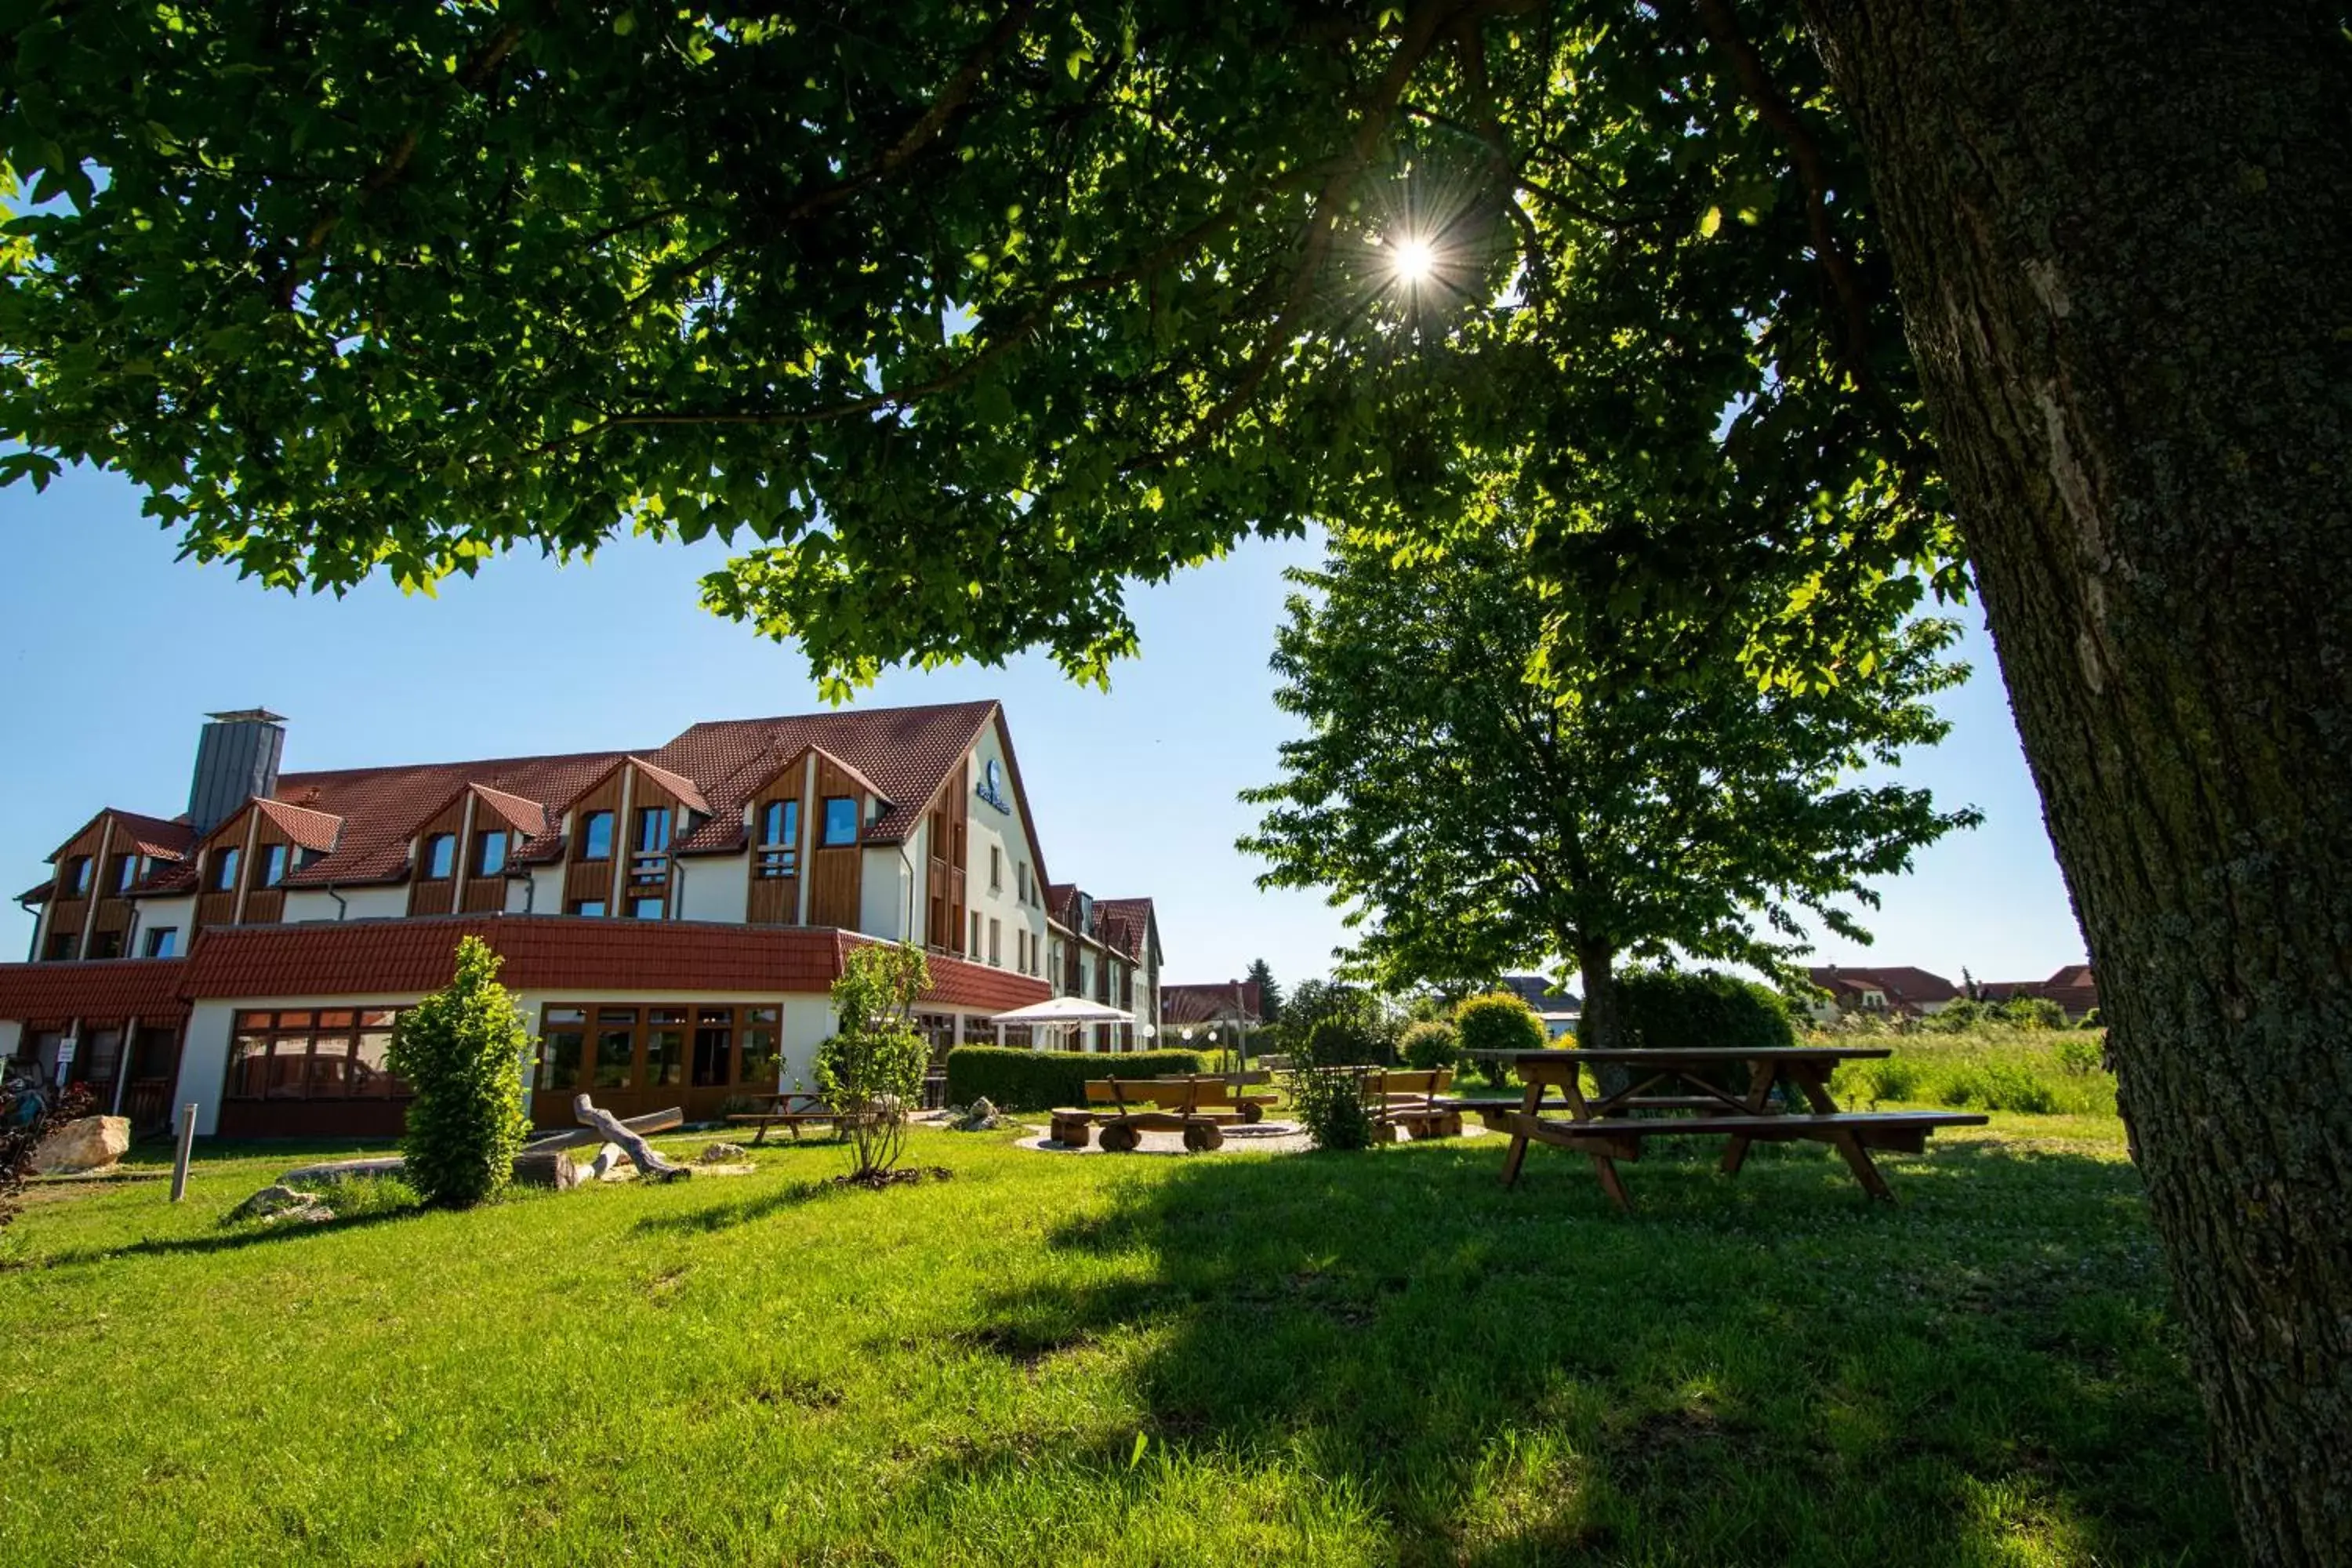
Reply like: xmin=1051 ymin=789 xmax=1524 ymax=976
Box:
xmin=985 ymin=994 xmax=1135 ymax=1052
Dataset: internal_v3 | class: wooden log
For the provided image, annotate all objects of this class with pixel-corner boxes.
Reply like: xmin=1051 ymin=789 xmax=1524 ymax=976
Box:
xmin=572 ymin=1094 xmax=689 ymax=1181
xmin=524 ymin=1106 xmax=683 ymax=1153
xmin=510 ymin=1148 xmax=583 ymax=1190
xmin=1098 ymin=1122 xmax=1142 ymax=1153
xmin=278 ymin=1156 xmax=408 ymax=1185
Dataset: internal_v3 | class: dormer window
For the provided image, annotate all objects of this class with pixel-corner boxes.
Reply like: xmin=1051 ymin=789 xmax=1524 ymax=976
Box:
xmin=473 ymin=829 xmax=508 ymax=878
xmin=259 ymin=844 xmax=291 ymax=888
xmin=821 ymin=797 xmax=858 ymax=847
xmin=210 ymin=846 xmax=241 ymax=892
xmin=422 ymin=833 xmax=456 ymax=880
xmin=630 ymin=807 xmax=671 ymax=887
xmin=756 ymin=799 xmax=800 ymax=879
xmin=579 ymin=810 xmax=614 ymax=862
xmin=63 ymin=855 xmax=91 ymax=897
xmin=109 ymin=852 xmax=139 ymax=893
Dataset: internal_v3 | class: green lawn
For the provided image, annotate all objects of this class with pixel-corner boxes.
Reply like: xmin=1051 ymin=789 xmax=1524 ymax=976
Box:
xmin=0 ymin=1112 xmax=2230 ymax=1566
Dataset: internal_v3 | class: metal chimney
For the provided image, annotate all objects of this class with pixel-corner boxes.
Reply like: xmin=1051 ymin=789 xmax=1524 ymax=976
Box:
xmin=187 ymin=709 xmax=288 ymax=837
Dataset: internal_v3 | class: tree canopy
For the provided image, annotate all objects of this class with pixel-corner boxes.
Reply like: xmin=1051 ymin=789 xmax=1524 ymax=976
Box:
xmin=0 ymin=0 xmax=1944 ymax=689
xmin=1240 ymin=525 xmax=1976 ymax=1044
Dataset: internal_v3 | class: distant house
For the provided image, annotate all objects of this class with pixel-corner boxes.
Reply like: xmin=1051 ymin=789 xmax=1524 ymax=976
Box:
xmin=1497 ymin=975 xmax=1581 ymax=1040
xmin=1159 ymin=978 xmax=1261 ymax=1044
xmin=1976 ymin=964 xmax=2100 ymax=1022
xmin=1805 ymin=966 xmax=1962 ymax=1023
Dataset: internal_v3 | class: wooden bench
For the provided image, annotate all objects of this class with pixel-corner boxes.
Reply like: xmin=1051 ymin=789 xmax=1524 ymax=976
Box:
xmin=1051 ymin=1078 xmax=1243 ymax=1152
xmin=1150 ymin=1073 xmax=1278 ymax=1123
xmin=1367 ymin=1069 xmax=1462 ymax=1139
xmin=726 ymin=1093 xmax=862 ymax=1146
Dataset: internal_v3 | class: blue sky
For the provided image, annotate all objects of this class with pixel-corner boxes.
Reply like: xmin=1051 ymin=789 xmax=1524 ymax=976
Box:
xmin=1 ymin=465 xmax=2086 ymax=990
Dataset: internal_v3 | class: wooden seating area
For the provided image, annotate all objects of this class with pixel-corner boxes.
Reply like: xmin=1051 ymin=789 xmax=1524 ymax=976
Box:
xmin=725 ymin=1092 xmax=865 ymax=1146
xmin=1050 ymin=1076 xmax=1245 ymax=1152
xmin=1366 ymin=1068 xmax=1462 ymax=1139
xmin=1469 ymin=1046 xmax=1987 ymax=1208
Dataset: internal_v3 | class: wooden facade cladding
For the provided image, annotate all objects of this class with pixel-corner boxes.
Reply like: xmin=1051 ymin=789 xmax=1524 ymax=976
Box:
xmin=563 ymin=768 xmax=629 ymax=913
xmin=805 ymin=757 xmax=866 ymax=930
xmin=41 ymin=815 xmax=105 ymax=959
xmin=924 ymin=755 xmax=970 ymax=954
xmin=619 ymin=766 xmax=687 ymax=918
xmin=405 ymin=797 xmax=466 ymax=918
xmin=744 ymin=752 xmax=814 ymax=927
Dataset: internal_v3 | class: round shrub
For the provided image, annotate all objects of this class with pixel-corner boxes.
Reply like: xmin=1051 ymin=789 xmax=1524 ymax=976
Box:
xmin=1453 ymin=992 xmax=1548 ymax=1058
xmin=388 ymin=936 xmax=532 ymax=1208
xmin=1399 ymin=1019 xmax=1461 ymax=1072
xmin=1612 ymin=967 xmax=1794 ymax=1052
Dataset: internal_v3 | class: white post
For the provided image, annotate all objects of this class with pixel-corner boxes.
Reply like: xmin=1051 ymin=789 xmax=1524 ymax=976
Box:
xmin=169 ymin=1104 xmax=198 ymax=1202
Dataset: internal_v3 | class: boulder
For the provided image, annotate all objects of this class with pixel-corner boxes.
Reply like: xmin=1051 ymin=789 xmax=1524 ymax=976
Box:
xmin=697 ymin=1142 xmax=752 ymax=1164
xmin=31 ymin=1115 xmax=131 ymax=1174
xmin=950 ymin=1097 xmax=1004 ymax=1132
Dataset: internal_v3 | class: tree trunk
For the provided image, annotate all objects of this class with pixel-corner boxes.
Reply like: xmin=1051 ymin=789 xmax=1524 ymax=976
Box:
xmin=1802 ymin=5 xmax=2352 ymax=1559
xmin=1573 ymin=940 xmax=1621 ymax=1052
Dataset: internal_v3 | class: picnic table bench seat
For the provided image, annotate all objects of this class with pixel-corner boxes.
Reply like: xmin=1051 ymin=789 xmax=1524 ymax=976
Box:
xmin=1469 ymin=1045 xmax=1985 ymax=1207
xmin=725 ymin=1093 xmax=868 ymax=1145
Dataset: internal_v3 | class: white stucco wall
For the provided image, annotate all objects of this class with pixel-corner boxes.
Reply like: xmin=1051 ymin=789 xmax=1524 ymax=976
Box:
xmin=676 ymin=854 xmax=750 ymax=924
xmin=130 ymin=895 xmax=199 ymax=955
xmin=859 ymin=845 xmax=914 ymax=943
xmin=274 ymin=885 xmax=408 ymax=924
xmin=514 ymin=866 xmax=565 ymax=915
xmin=0 ymin=1020 xmax=22 ymax=1064
xmin=964 ymin=723 xmax=1049 ymax=971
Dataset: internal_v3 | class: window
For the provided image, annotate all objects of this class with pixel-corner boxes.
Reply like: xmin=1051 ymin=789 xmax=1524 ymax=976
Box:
xmin=62 ymin=855 xmax=91 ymax=897
xmin=635 ymin=806 xmax=672 ymax=855
xmin=225 ymin=1008 xmax=408 ymax=1102
xmin=1016 ymin=928 xmax=1026 ymax=974
xmin=143 ymin=926 xmax=179 ymax=958
xmin=644 ymin=1008 xmax=687 ymax=1087
xmin=422 ymin=833 xmax=456 ymax=880
xmin=989 ymin=845 xmax=1002 ymax=892
xmin=568 ymin=898 xmax=607 ymax=918
xmin=756 ymin=799 xmax=800 ymax=879
xmin=474 ymin=829 xmax=508 ymax=878
xmin=260 ymin=843 xmax=291 ymax=888
xmin=538 ymin=1007 xmax=587 ymax=1090
xmin=579 ymin=809 xmax=615 ymax=861
xmin=592 ymin=1009 xmax=638 ymax=1088
xmin=691 ymin=1007 xmax=733 ymax=1088
xmin=89 ymin=930 xmax=122 ymax=960
xmin=630 ymin=896 xmax=666 ymax=920
xmin=109 ymin=852 xmax=139 ymax=893
xmin=210 ymin=846 xmax=240 ymax=892
xmin=970 ymin=911 xmax=982 ymax=957
xmin=739 ymin=1007 xmax=781 ymax=1091
xmin=822 ymin=796 xmax=858 ymax=846
xmin=989 ymin=917 xmax=1002 ymax=967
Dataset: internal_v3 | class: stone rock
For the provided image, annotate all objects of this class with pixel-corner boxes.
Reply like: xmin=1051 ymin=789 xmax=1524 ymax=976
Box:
xmin=697 ymin=1142 xmax=752 ymax=1164
xmin=31 ymin=1115 xmax=131 ymax=1174
xmin=226 ymin=1184 xmax=335 ymax=1225
xmin=949 ymin=1097 xmax=1004 ymax=1132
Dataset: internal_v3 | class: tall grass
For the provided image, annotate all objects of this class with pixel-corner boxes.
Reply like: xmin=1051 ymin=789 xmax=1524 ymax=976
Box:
xmin=1824 ymin=1024 xmax=2116 ymax=1116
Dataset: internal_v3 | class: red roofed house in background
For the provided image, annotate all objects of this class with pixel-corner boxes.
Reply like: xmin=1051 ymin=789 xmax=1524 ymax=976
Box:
xmin=1804 ymin=965 xmax=1965 ymax=1023
xmin=1159 ymin=978 xmax=1262 ymax=1044
xmin=1 ymin=703 xmax=1167 ymax=1138
xmin=1976 ymin=964 xmax=2101 ymax=1022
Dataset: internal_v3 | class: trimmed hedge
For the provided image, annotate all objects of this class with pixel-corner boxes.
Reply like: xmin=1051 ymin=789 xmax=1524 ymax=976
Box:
xmin=944 ymin=1047 xmax=1212 ymax=1112
xmin=1613 ymin=967 xmax=1794 ymax=1053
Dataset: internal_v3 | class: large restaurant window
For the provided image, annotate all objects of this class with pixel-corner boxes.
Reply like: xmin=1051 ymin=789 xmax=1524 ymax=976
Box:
xmin=227 ymin=1010 xmax=406 ymax=1101
xmin=541 ymin=1004 xmax=784 ymax=1097
xmin=756 ymin=800 xmax=800 ymax=878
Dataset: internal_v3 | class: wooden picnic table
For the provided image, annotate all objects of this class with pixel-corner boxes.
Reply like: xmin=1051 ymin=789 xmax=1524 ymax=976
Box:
xmin=726 ymin=1091 xmax=868 ymax=1145
xmin=1461 ymin=1046 xmax=1985 ymax=1208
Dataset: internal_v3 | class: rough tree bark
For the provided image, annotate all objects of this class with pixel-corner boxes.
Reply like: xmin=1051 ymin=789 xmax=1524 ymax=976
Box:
xmin=1572 ymin=938 xmax=1624 ymax=1053
xmin=1802 ymin=4 xmax=2352 ymax=1559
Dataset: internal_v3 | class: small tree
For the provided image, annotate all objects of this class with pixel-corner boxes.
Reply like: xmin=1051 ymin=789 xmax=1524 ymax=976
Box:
xmin=1399 ymin=1019 xmax=1461 ymax=1073
xmin=1245 ymin=958 xmax=1284 ymax=1026
xmin=388 ymin=937 xmax=531 ymax=1208
xmin=814 ymin=942 xmax=932 ymax=1183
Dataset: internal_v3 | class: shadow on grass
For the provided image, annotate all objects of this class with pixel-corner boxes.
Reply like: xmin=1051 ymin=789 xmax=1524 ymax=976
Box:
xmin=34 ymin=1204 xmax=430 ymax=1268
xmin=916 ymin=1135 xmax=2232 ymax=1566
xmin=631 ymin=1176 xmax=847 ymax=1236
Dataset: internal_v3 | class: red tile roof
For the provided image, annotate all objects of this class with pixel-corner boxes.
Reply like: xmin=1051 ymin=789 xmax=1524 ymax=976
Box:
xmin=0 ymin=959 xmax=191 ymax=1027
xmin=466 ymin=783 xmax=554 ymax=838
xmin=898 ymin=945 xmax=1052 ymax=1012
xmin=271 ymin=749 xmax=627 ymax=887
xmin=1094 ymin=898 xmax=1157 ymax=963
xmin=104 ymin=810 xmax=197 ymax=862
xmin=1806 ymin=966 xmax=1961 ymax=1009
xmin=251 ymin=797 xmax=345 ymax=853
xmin=180 ymin=916 xmax=850 ymax=999
xmin=16 ymin=880 xmax=52 ymax=906
xmin=1978 ymin=966 xmax=2100 ymax=1019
